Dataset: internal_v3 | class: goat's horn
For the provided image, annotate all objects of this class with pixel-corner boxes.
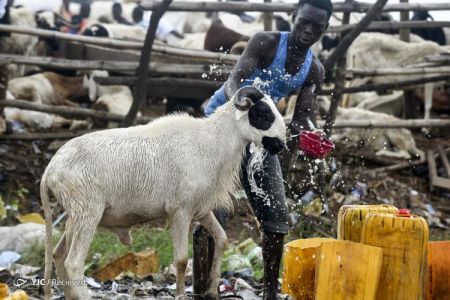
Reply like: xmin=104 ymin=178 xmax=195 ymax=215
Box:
xmin=233 ymin=95 xmax=253 ymax=111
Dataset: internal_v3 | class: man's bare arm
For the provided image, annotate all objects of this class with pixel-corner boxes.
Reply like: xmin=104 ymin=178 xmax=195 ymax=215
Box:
xmin=223 ymin=32 xmax=277 ymax=100
xmin=289 ymin=58 xmax=325 ymax=134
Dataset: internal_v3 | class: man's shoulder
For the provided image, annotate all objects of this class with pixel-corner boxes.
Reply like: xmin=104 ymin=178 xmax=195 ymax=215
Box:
xmin=250 ymin=31 xmax=280 ymax=48
xmin=311 ymin=56 xmax=324 ymax=74
xmin=306 ymin=56 xmax=325 ymax=84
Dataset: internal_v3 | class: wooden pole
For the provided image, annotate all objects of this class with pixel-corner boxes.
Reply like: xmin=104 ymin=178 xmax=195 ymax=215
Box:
xmin=347 ymin=66 xmax=450 ymax=77
xmin=399 ymin=0 xmax=410 ymax=42
xmin=94 ymin=76 xmax=223 ymax=98
xmin=324 ymin=0 xmax=400 ymax=136
xmin=121 ymin=0 xmax=173 ymax=127
xmin=328 ymin=20 xmax=450 ymax=33
xmin=0 ymin=64 xmax=7 ymax=107
xmin=319 ymin=74 xmax=450 ymax=95
xmin=0 ymin=54 xmax=231 ymax=75
xmin=1 ymin=19 xmax=449 ymax=42
xmin=0 ymin=25 xmax=239 ymax=64
xmin=0 ymin=99 xmax=154 ymax=124
xmin=140 ymin=1 xmax=450 ymax=13
xmin=323 ymin=0 xmax=390 ymax=72
xmin=94 ymin=76 xmax=223 ymax=88
xmin=264 ymin=0 xmax=273 ymax=31
xmin=319 ymin=119 xmax=450 ymax=128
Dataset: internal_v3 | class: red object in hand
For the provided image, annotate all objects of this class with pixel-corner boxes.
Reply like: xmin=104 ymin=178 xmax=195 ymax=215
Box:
xmin=299 ymin=131 xmax=335 ymax=159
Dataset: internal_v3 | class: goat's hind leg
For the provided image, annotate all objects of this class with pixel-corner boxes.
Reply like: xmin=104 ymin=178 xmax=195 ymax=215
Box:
xmin=170 ymin=211 xmax=191 ymax=299
xmin=53 ymin=232 xmax=69 ymax=280
xmin=199 ymin=212 xmax=227 ymax=300
xmin=63 ymin=211 xmax=102 ymax=300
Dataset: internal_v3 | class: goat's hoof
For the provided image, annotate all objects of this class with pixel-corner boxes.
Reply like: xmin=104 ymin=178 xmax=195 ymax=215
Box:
xmin=175 ymin=295 xmax=187 ymax=300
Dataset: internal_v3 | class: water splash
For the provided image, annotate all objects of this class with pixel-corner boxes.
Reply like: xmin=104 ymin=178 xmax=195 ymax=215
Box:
xmin=247 ymin=143 xmax=270 ymax=206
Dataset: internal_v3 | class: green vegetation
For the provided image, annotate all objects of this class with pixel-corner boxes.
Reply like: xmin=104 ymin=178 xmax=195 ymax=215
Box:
xmin=20 ymin=225 xmax=193 ymax=273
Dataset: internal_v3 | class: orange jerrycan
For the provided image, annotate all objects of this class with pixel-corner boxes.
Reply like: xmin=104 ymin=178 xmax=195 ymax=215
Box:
xmin=361 ymin=210 xmax=429 ymax=300
xmin=337 ymin=204 xmax=398 ymax=242
xmin=0 ymin=283 xmax=29 ymax=300
xmin=282 ymin=238 xmax=335 ymax=300
xmin=315 ymin=240 xmax=383 ymax=300
xmin=426 ymin=241 xmax=450 ymax=300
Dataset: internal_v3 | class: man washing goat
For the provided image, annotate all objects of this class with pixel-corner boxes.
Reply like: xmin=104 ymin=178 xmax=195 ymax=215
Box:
xmin=203 ymin=0 xmax=332 ymax=298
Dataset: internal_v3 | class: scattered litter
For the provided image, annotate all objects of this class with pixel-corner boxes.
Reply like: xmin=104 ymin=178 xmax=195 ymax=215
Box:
xmin=223 ymin=255 xmax=252 ymax=273
xmin=85 ymin=277 xmax=101 ymax=289
xmin=300 ymin=190 xmax=316 ymax=205
xmin=0 ymin=223 xmax=46 ymax=253
xmin=0 ymin=251 xmax=21 ymax=268
xmin=219 ymin=278 xmax=233 ymax=292
xmin=303 ymin=198 xmax=323 ymax=217
xmin=0 ymin=197 xmax=5 ymax=220
xmin=93 ymin=250 xmax=159 ymax=282
xmin=16 ymin=213 xmax=45 ymax=225
xmin=234 ymin=278 xmax=255 ymax=292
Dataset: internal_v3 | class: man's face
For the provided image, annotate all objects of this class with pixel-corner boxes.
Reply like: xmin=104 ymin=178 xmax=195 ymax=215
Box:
xmin=291 ymin=3 xmax=329 ymax=47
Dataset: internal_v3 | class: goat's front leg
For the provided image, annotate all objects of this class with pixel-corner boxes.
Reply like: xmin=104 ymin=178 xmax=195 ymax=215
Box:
xmin=199 ymin=212 xmax=227 ymax=300
xmin=170 ymin=211 xmax=191 ymax=299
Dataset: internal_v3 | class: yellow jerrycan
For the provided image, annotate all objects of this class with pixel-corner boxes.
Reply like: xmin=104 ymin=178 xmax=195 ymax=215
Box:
xmin=282 ymin=238 xmax=335 ymax=300
xmin=337 ymin=204 xmax=398 ymax=242
xmin=0 ymin=283 xmax=29 ymax=300
xmin=361 ymin=210 xmax=429 ymax=300
xmin=426 ymin=241 xmax=450 ymax=300
xmin=315 ymin=240 xmax=383 ymax=300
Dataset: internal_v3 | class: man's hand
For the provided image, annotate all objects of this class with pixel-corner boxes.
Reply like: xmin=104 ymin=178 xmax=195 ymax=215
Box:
xmin=285 ymin=125 xmax=300 ymax=154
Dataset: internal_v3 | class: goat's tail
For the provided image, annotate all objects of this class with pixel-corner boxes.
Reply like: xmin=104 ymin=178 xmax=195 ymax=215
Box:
xmin=40 ymin=173 xmax=53 ymax=300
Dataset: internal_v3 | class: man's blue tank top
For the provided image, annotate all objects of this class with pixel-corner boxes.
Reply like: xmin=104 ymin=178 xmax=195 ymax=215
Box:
xmin=204 ymin=31 xmax=314 ymax=116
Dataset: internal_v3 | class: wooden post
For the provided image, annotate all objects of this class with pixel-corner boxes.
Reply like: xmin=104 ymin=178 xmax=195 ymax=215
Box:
xmin=323 ymin=0 xmax=351 ymax=137
xmin=140 ymin=1 xmax=450 ymax=13
xmin=0 ymin=64 xmax=7 ymax=117
xmin=399 ymin=0 xmax=410 ymax=42
xmin=0 ymin=99 xmax=154 ymax=123
xmin=323 ymin=0 xmax=390 ymax=135
xmin=264 ymin=0 xmax=273 ymax=31
xmin=121 ymin=0 xmax=173 ymax=127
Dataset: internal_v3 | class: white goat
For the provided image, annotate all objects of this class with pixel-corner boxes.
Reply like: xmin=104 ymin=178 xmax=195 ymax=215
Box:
xmin=8 ymin=72 xmax=89 ymax=106
xmin=40 ymin=87 xmax=286 ymax=300
xmin=88 ymin=71 xmax=137 ymax=128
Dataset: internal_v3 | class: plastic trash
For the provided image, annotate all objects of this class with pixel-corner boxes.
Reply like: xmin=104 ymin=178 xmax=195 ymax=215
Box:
xmin=224 ymin=254 xmax=252 ymax=272
xmin=0 ymin=251 xmax=21 ymax=268
xmin=85 ymin=277 xmax=101 ymax=289
xmin=300 ymin=190 xmax=316 ymax=205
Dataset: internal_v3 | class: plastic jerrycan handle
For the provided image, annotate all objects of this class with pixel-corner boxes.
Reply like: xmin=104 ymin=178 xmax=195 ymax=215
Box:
xmin=397 ymin=208 xmax=412 ymax=217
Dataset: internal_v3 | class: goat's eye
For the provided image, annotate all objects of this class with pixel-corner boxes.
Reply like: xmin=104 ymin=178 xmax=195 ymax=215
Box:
xmin=248 ymin=102 xmax=275 ymax=131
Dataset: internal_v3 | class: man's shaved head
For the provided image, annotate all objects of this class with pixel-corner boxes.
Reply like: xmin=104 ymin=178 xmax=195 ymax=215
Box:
xmin=298 ymin=0 xmax=333 ymax=20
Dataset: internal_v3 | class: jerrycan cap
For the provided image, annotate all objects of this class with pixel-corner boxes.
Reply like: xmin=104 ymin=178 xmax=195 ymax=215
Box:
xmin=397 ymin=208 xmax=411 ymax=217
